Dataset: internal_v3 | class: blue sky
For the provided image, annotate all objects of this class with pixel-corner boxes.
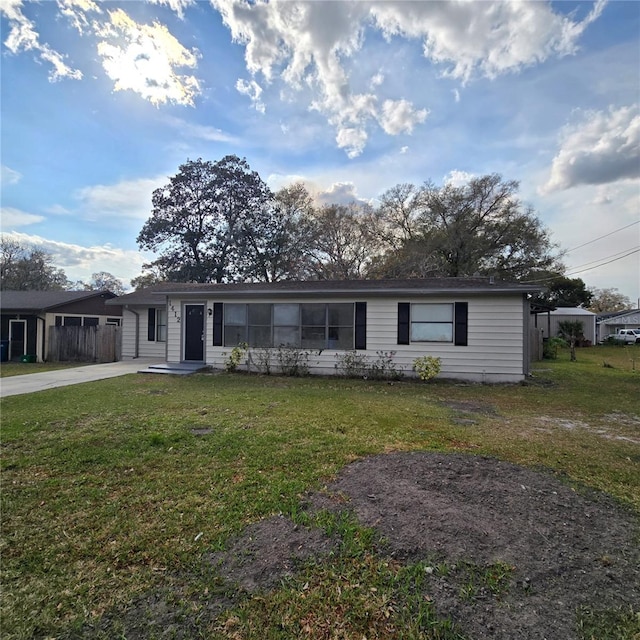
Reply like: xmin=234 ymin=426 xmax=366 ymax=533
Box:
xmin=1 ymin=0 xmax=638 ymax=302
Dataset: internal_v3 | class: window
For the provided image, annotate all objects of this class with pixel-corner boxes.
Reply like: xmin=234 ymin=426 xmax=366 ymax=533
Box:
xmin=221 ymin=303 xmax=357 ymax=350
xmin=106 ymin=318 xmax=121 ymax=327
xmin=411 ymin=304 xmax=453 ymax=342
xmin=398 ymin=302 xmax=468 ymax=346
xmin=148 ymin=308 xmax=167 ymax=342
xmin=83 ymin=317 xmax=99 ymax=327
xmin=63 ymin=316 xmax=82 ymax=327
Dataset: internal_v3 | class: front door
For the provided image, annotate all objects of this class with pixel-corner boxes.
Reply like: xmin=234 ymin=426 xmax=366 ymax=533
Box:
xmin=184 ymin=304 xmax=204 ymax=361
xmin=9 ymin=319 xmax=26 ymax=360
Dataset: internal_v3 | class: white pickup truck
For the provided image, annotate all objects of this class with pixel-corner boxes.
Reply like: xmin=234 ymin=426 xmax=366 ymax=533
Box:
xmin=603 ymin=329 xmax=640 ymax=344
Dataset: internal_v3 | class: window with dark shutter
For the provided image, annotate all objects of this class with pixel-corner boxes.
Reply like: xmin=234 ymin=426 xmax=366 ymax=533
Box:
xmin=397 ymin=303 xmax=410 ymax=345
xmin=147 ymin=308 xmax=156 ymax=342
xmin=355 ymin=302 xmax=367 ymax=350
xmin=213 ymin=302 xmax=223 ymax=346
xmin=454 ymin=302 xmax=468 ymax=346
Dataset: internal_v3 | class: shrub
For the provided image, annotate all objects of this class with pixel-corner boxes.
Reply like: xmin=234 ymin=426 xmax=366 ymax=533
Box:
xmin=412 ymin=355 xmax=442 ymax=381
xmin=543 ymin=337 xmax=567 ymax=360
xmin=334 ymin=351 xmax=369 ymax=378
xmin=276 ymin=346 xmax=310 ymax=377
xmin=368 ymin=350 xmax=404 ymax=380
xmin=225 ymin=343 xmax=247 ymax=372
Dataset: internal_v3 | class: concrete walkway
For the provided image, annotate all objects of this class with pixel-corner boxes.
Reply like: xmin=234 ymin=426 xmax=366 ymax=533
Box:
xmin=0 ymin=359 xmax=162 ymax=398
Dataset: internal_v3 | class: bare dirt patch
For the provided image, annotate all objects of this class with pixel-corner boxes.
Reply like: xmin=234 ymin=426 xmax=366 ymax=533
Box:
xmin=301 ymin=452 xmax=639 ymax=638
xmin=73 ymin=452 xmax=639 ymax=639
xmin=218 ymin=452 xmax=639 ymax=639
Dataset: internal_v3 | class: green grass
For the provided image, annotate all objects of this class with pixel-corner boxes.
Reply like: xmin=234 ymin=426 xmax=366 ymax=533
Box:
xmin=1 ymin=345 xmax=639 ymax=639
xmin=0 ymin=361 xmax=90 ymax=377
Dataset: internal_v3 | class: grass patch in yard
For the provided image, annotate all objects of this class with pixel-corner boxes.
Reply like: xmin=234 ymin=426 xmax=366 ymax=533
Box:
xmin=1 ymin=345 xmax=638 ymax=639
xmin=0 ymin=361 xmax=91 ymax=377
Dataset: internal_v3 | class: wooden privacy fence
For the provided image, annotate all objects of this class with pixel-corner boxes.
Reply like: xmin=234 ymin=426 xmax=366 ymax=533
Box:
xmin=47 ymin=325 xmax=122 ymax=363
xmin=530 ymin=327 xmax=544 ymax=362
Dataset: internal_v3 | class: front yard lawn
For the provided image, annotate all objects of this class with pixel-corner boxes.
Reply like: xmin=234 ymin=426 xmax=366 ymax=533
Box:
xmin=1 ymin=345 xmax=638 ymax=639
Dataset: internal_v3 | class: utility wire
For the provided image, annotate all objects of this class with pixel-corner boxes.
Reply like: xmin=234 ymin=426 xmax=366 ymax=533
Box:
xmin=522 ymin=247 xmax=639 ymax=284
xmin=563 ymin=220 xmax=640 ymax=254
xmin=564 ymin=245 xmax=639 ymax=274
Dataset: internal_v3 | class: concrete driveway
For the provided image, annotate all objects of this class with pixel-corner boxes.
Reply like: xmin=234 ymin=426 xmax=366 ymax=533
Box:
xmin=0 ymin=359 xmax=162 ymax=398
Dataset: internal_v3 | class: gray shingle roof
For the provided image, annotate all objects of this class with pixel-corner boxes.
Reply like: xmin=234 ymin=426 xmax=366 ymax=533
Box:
xmin=110 ymin=278 xmax=542 ymax=304
xmin=1 ymin=290 xmax=116 ymax=311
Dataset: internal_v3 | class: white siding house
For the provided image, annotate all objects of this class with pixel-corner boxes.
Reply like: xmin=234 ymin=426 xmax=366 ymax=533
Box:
xmin=110 ymin=279 xmax=541 ymax=383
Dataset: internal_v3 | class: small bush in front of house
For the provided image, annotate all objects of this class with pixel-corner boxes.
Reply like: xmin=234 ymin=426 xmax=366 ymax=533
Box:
xmin=334 ymin=351 xmax=369 ymax=378
xmin=368 ymin=350 xmax=404 ymax=380
xmin=413 ymin=355 xmax=442 ymax=381
xmin=276 ymin=345 xmax=310 ymax=377
xmin=225 ymin=343 xmax=248 ymax=372
xmin=335 ymin=350 xmax=404 ymax=380
xmin=249 ymin=348 xmax=273 ymax=375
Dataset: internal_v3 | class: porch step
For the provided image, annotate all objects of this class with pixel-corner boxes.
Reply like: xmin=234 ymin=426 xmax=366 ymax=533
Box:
xmin=138 ymin=362 xmax=209 ymax=376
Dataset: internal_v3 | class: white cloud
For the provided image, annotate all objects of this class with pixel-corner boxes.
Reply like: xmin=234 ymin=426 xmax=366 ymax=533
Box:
xmin=315 ymin=181 xmax=364 ymax=206
xmin=1 ymin=231 xmax=149 ymax=287
xmin=1 ymin=165 xmax=22 ymax=186
xmin=57 ymin=0 xmax=102 ymax=35
xmin=378 ymin=99 xmax=428 ymax=135
xmin=236 ymin=78 xmax=265 ymax=113
xmin=161 ymin=115 xmax=237 ymax=142
xmin=213 ymin=0 xmax=424 ymax=157
xmin=146 ymin=0 xmax=195 ymax=20
xmin=213 ymin=0 xmax=603 ymax=157
xmin=371 ymin=0 xmax=607 ymax=82
xmin=0 ymin=206 xmax=45 ymax=228
xmin=541 ymin=105 xmax=640 ymax=194
xmin=72 ymin=175 xmax=168 ymax=222
xmin=444 ymin=170 xmax=476 ymax=187
xmin=1 ymin=0 xmax=82 ymax=81
xmin=94 ymin=8 xmax=201 ymax=106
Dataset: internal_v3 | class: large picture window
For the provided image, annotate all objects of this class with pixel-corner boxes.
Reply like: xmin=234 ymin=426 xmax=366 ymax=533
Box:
xmin=410 ymin=303 xmax=454 ymax=342
xmin=222 ymin=302 xmax=356 ymax=350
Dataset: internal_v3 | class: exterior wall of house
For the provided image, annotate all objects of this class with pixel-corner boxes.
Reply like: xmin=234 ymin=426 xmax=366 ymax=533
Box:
xmin=161 ymin=293 xmax=529 ymax=383
xmin=120 ymin=307 xmax=167 ymax=359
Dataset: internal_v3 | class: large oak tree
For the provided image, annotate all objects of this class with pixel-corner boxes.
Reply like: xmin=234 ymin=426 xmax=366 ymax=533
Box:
xmin=137 ymin=156 xmax=272 ymax=283
xmin=369 ymin=174 xmax=562 ymax=281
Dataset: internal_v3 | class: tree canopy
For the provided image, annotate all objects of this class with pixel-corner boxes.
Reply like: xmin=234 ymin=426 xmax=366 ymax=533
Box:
xmin=137 ymin=156 xmax=272 ymax=283
xmin=0 ymin=237 xmax=70 ymax=291
xmin=136 ymin=162 xmax=576 ymax=291
xmin=588 ymin=288 xmax=633 ymax=313
xmin=370 ymin=174 xmax=562 ymax=280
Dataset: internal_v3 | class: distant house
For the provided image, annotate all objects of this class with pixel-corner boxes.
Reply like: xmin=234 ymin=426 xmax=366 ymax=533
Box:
xmin=109 ymin=278 xmax=543 ymax=383
xmin=0 ymin=290 xmax=122 ymax=362
xmin=596 ymin=309 xmax=640 ymax=342
xmin=532 ymin=307 xmax=596 ymax=345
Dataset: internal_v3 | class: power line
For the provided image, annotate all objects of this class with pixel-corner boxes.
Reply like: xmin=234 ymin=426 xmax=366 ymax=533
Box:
xmin=522 ymin=247 xmax=639 ymax=284
xmin=564 ymin=245 xmax=640 ymax=274
xmin=563 ymin=220 xmax=640 ymax=254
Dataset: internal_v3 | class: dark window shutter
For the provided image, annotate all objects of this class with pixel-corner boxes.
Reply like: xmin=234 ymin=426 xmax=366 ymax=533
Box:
xmin=55 ymin=315 xmax=62 ymax=327
xmin=147 ymin=308 xmax=156 ymax=342
xmin=397 ymin=302 xmax=410 ymax=345
xmin=355 ymin=302 xmax=367 ymax=350
xmin=454 ymin=302 xmax=468 ymax=346
xmin=213 ymin=302 xmax=223 ymax=346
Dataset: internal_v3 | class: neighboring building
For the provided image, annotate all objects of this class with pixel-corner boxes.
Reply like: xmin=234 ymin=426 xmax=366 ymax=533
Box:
xmin=532 ymin=307 xmax=597 ymax=345
xmin=596 ymin=309 xmax=640 ymax=343
xmin=109 ymin=278 xmax=542 ymax=383
xmin=0 ymin=290 xmax=122 ymax=362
